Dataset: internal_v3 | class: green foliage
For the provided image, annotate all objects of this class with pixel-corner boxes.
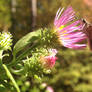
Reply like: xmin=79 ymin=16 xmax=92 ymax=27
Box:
xmin=23 ymin=56 xmax=44 ymax=78
xmin=13 ymin=29 xmax=41 ymax=55
xmin=15 ymin=49 xmax=92 ymax=92
xmin=0 ymin=0 xmax=92 ymax=92
xmin=23 ymin=48 xmax=52 ymax=78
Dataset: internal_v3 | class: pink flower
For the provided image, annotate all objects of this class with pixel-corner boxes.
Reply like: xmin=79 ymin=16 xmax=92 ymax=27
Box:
xmin=40 ymin=49 xmax=57 ymax=68
xmin=54 ymin=6 xmax=87 ymax=49
xmin=46 ymin=86 xmax=54 ymax=92
xmin=44 ymin=55 xmax=57 ymax=68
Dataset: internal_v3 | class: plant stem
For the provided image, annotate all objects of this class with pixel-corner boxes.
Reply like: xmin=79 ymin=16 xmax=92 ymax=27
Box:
xmin=0 ymin=50 xmax=3 ymax=69
xmin=3 ymin=64 xmax=20 ymax=92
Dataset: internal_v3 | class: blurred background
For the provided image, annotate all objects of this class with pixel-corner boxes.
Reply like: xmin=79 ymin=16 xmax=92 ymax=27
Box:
xmin=0 ymin=0 xmax=92 ymax=92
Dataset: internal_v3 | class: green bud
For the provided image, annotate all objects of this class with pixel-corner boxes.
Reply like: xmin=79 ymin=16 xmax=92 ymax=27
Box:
xmin=23 ymin=55 xmax=44 ymax=78
xmin=23 ymin=48 xmax=57 ymax=78
xmin=40 ymin=28 xmax=61 ymax=48
xmin=0 ymin=32 xmax=12 ymax=51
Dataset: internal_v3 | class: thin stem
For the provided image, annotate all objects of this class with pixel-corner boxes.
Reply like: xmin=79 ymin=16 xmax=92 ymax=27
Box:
xmin=3 ymin=64 xmax=20 ymax=92
xmin=0 ymin=50 xmax=3 ymax=68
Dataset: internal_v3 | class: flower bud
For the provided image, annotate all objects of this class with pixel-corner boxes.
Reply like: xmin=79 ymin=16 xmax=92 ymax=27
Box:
xmin=23 ymin=48 xmax=57 ymax=78
xmin=40 ymin=49 xmax=57 ymax=69
xmin=46 ymin=86 xmax=54 ymax=92
xmin=0 ymin=32 xmax=12 ymax=50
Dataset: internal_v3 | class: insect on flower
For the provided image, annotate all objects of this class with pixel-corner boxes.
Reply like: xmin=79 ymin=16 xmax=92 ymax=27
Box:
xmin=81 ymin=19 xmax=92 ymax=50
xmin=54 ymin=6 xmax=87 ymax=49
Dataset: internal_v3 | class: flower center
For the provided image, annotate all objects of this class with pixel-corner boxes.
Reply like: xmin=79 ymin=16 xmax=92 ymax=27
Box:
xmin=58 ymin=25 xmax=64 ymax=30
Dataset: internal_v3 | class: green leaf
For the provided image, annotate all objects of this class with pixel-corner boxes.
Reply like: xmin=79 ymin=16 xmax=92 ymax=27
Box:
xmin=13 ymin=29 xmax=41 ymax=55
xmin=8 ymin=43 xmax=39 ymax=67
